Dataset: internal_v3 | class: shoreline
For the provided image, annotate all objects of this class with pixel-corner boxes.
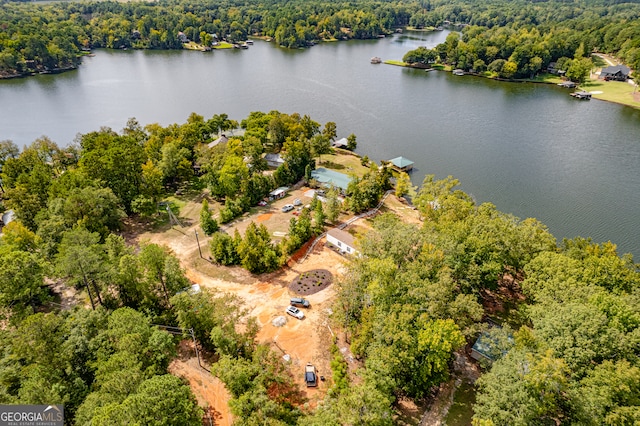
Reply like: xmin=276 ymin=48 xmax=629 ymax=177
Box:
xmin=393 ymin=63 xmax=640 ymax=110
xmin=0 ymin=65 xmax=78 ymax=80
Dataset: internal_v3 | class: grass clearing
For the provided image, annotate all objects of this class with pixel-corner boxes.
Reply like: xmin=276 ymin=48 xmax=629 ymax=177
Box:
xmin=527 ymin=73 xmax=565 ymax=84
xmin=444 ymin=380 xmax=476 ymax=426
xmin=581 ymin=79 xmax=640 ymax=109
xmin=317 ymin=151 xmax=370 ymax=177
xmin=213 ymin=42 xmax=234 ymax=49
xmin=385 ymin=60 xmax=407 ymax=67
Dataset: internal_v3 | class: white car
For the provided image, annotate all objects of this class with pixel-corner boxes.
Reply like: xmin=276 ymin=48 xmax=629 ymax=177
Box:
xmin=285 ymin=306 xmax=304 ymax=320
xmin=282 ymin=204 xmax=294 ymax=212
xmin=293 ymin=198 xmax=302 ymax=206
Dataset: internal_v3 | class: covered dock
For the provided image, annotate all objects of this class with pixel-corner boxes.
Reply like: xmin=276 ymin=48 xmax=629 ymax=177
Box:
xmin=388 ymin=156 xmax=415 ymax=173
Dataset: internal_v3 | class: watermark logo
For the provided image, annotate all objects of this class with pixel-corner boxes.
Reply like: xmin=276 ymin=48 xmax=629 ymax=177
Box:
xmin=0 ymin=405 xmax=63 ymax=426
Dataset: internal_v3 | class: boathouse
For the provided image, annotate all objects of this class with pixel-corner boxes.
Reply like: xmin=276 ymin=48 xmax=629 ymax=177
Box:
xmin=388 ymin=156 xmax=415 ymax=173
xmin=558 ymin=81 xmax=577 ymax=88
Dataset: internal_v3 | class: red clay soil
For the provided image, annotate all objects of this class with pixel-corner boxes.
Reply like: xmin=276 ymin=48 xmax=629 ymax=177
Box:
xmin=256 ymin=213 xmax=273 ymax=223
xmin=169 ymin=340 xmax=233 ymax=426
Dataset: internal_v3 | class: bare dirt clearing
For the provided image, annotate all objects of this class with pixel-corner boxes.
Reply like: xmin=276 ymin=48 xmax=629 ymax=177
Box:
xmin=169 ymin=341 xmax=233 ymax=426
xmin=132 ymin=190 xmax=421 ymax=418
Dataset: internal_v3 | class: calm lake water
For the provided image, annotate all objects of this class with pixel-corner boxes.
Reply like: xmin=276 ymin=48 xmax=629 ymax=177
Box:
xmin=1 ymin=31 xmax=639 ymax=257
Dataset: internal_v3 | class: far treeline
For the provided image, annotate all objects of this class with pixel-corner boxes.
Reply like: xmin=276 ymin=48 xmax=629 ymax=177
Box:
xmin=1 ymin=111 xmax=640 ymax=424
xmin=1 ymin=0 xmax=639 ymax=77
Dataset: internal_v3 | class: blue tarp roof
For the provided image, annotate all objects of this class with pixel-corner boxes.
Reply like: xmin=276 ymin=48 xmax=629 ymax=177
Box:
xmin=311 ymin=168 xmax=352 ymax=190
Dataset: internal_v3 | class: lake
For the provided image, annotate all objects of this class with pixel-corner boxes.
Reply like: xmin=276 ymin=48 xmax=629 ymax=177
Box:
xmin=1 ymin=30 xmax=639 ymax=257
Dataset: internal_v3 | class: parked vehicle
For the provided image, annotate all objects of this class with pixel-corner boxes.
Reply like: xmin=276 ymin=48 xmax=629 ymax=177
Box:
xmin=293 ymin=198 xmax=302 ymax=206
xmin=290 ymin=297 xmax=310 ymax=308
xmin=305 ymin=364 xmax=317 ymax=387
xmin=285 ymin=306 xmax=304 ymax=319
xmin=258 ymin=200 xmax=267 ymax=206
xmin=281 ymin=204 xmax=294 ymax=212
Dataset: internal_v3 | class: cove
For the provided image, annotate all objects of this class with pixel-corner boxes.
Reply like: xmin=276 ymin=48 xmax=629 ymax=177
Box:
xmin=1 ymin=30 xmax=639 ymax=257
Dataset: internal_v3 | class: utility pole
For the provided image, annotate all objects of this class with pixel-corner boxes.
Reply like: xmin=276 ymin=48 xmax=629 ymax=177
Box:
xmin=195 ymin=229 xmax=203 ymax=258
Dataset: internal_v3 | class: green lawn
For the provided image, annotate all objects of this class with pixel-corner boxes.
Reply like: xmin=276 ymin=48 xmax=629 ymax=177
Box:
xmin=317 ymin=151 xmax=370 ymax=177
xmin=213 ymin=41 xmax=234 ymax=49
xmin=385 ymin=60 xmax=407 ymax=67
xmin=581 ymin=79 xmax=640 ymax=109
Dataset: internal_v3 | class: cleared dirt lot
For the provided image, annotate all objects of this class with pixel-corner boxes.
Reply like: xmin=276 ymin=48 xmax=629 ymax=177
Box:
xmin=137 ymin=200 xmax=354 ymax=420
xmin=135 ymin=187 xmax=418 ymax=421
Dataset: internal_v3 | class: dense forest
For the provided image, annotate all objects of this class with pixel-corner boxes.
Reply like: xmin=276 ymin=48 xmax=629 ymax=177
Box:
xmin=1 ymin=110 xmax=639 ymax=424
xmin=1 ymin=0 xmax=639 ymax=77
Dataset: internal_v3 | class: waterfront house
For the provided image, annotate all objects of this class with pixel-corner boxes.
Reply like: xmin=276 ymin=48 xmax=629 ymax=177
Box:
xmin=600 ymin=65 xmax=630 ymax=81
xmin=177 ymin=32 xmax=189 ymax=43
xmin=326 ymin=228 xmax=358 ymax=255
xmin=332 ymin=137 xmax=348 ymax=149
xmin=388 ymin=156 xmax=415 ymax=173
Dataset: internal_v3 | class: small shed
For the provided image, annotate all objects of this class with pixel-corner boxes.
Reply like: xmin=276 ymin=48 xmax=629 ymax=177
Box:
xmin=471 ymin=332 xmax=496 ymax=362
xmin=326 ymin=228 xmax=358 ymax=255
xmin=600 ymin=65 xmax=630 ymax=81
xmin=332 ymin=137 xmax=348 ymax=148
xmin=265 ymin=153 xmax=285 ymax=168
xmin=388 ymin=156 xmax=415 ymax=172
xmin=269 ymin=186 xmax=289 ymax=200
xmin=471 ymin=330 xmax=514 ymax=364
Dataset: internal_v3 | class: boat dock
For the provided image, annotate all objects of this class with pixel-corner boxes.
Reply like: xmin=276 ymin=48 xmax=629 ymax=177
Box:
xmin=570 ymin=91 xmax=592 ymax=100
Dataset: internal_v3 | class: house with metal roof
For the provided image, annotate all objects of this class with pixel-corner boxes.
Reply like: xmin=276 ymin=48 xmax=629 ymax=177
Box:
xmin=311 ymin=168 xmax=353 ymax=191
xmin=265 ymin=153 xmax=285 ymax=168
xmin=388 ymin=156 xmax=415 ymax=172
xmin=326 ymin=228 xmax=358 ymax=255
